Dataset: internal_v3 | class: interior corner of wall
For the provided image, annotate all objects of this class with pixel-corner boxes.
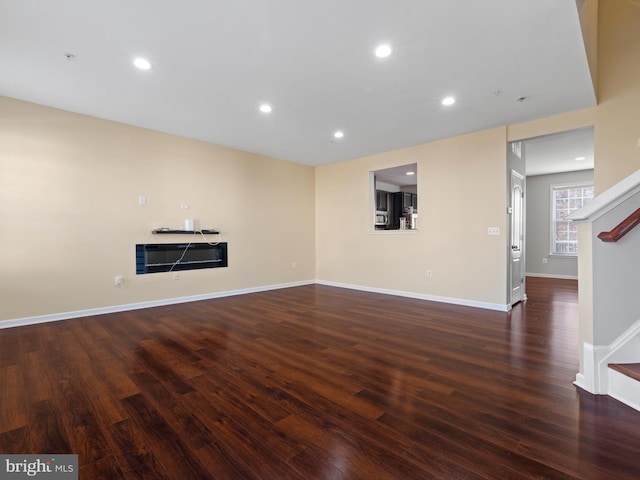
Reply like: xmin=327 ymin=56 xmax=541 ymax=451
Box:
xmin=579 ymin=341 xmax=609 ymax=394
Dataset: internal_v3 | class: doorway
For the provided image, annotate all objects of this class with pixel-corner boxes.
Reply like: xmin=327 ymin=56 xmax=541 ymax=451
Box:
xmin=510 ymin=170 xmax=525 ymax=305
xmin=508 ymin=126 xmax=594 ymax=306
xmin=507 ymin=140 xmax=526 ymax=306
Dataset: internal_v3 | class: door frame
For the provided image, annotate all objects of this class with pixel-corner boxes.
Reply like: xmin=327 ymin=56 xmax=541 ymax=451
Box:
xmin=509 ymin=169 xmax=526 ymax=305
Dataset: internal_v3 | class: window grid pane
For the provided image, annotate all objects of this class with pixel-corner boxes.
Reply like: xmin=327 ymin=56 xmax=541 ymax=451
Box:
xmin=552 ymin=185 xmax=594 ymax=255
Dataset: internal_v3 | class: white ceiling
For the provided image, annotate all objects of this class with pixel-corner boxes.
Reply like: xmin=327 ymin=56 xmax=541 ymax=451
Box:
xmin=375 ymin=164 xmax=418 ymax=188
xmin=0 ymin=0 xmax=595 ymax=167
xmin=375 ymin=126 xmax=596 ymax=186
xmin=524 ymin=126 xmax=594 ymax=176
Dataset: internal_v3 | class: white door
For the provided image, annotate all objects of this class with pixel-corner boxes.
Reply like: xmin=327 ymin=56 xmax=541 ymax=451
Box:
xmin=510 ymin=170 xmax=525 ymax=305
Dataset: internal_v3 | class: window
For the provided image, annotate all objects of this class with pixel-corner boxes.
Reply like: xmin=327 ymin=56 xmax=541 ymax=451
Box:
xmin=551 ymin=183 xmax=594 ymax=255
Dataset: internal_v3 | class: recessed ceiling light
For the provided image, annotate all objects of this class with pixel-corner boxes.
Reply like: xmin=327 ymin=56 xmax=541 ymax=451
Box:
xmin=442 ymin=96 xmax=456 ymax=106
xmin=406 ymin=171 xmax=415 ymax=176
xmin=259 ymin=104 xmax=272 ymax=113
xmin=374 ymin=44 xmax=392 ymax=58
xmin=575 ymin=156 xmax=586 ymax=161
xmin=133 ymin=58 xmax=152 ymax=70
xmin=334 ymin=131 xmax=344 ymax=139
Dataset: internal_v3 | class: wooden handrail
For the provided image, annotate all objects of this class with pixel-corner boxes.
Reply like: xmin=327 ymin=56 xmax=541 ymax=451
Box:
xmin=597 ymin=208 xmax=640 ymax=242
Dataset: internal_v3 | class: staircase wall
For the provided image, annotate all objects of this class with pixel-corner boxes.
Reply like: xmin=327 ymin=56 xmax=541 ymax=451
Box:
xmin=592 ymin=191 xmax=640 ymax=345
xmin=569 ymin=171 xmax=640 ymax=394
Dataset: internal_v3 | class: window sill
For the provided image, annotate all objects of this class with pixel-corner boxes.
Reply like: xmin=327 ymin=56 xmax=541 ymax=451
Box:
xmin=369 ymin=229 xmax=419 ymax=235
xmin=548 ymin=253 xmax=578 ymax=258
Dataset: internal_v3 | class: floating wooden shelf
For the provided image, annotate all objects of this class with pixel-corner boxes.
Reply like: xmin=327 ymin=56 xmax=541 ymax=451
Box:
xmin=152 ymin=229 xmax=219 ymax=235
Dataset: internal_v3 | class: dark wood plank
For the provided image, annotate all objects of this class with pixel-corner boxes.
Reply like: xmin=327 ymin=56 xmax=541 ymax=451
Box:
xmin=120 ymin=393 xmax=213 ymax=479
xmin=128 ymin=371 xmax=215 ymax=450
xmin=0 ymin=427 xmax=28 ymax=454
xmin=40 ymin=330 xmax=113 ymax=466
xmin=0 ymin=329 xmax=19 ymax=368
xmin=26 ymin=400 xmax=72 ymax=454
xmin=2 ymin=277 xmax=640 ymax=478
xmin=609 ymin=363 xmax=640 ymax=382
xmin=0 ymin=365 xmax=28 ymax=433
xmin=107 ymin=419 xmax=173 ymax=480
xmin=79 ymin=455 xmax=126 ymax=480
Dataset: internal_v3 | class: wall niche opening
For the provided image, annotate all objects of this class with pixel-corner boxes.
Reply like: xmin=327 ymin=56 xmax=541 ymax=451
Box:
xmin=136 ymin=242 xmax=228 ymax=274
xmin=372 ymin=163 xmax=418 ymax=230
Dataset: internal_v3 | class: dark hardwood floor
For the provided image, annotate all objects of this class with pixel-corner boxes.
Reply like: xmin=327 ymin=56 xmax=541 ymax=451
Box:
xmin=2 ymin=277 xmax=640 ymax=479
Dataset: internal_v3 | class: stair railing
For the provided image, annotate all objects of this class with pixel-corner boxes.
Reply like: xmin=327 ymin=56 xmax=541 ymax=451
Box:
xmin=597 ymin=208 xmax=640 ymax=242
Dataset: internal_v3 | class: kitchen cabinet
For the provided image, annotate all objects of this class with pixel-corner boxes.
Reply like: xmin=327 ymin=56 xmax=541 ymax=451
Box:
xmin=389 ymin=192 xmax=418 ymax=229
xmin=401 ymin=193 xmax=418 ymax=211
xmin=376 ymin=190 xmax=389 ymax=211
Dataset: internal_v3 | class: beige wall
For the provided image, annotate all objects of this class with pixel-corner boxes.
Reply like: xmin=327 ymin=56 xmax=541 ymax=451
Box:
xmin=594 ymin=0 xmax=640 ymax=192
xmin=576 ymin=0 xmax=599 ymax=96
xmin=507 ymin=108 xmax=596 ymax=144
xmin=508 ymin=0 xmax=640 ymax=193
xmin=2 ymin=0 xmax=639 ymax=330
xmin=0 ymin=96 xmax=316 ymax=322
xmin=508 ymin=0 xmax=640 ymax=376
xmin=316 ymin=127 xmax=509 ymax=307
xmin=577 ymin=222 xmax=594 ymax=373
xmin=580 ymin=0 xmax=640 ymax=363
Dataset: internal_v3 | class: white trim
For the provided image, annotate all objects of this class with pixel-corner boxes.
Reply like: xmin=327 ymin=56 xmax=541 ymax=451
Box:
xmin=606 ymin=317 xmax=640 ymax=357
xmin=574 ymin=373 xmax=590 ymax=392
xmin=578 ymin=319 xmax=640 ymax=412
xmin=1 ymin=279 xmax=511 ymax=329
xmin=0 ymin=280 xmax=314 ymax=330
xmin=567 ymin=168 xmax=640 ymax=223
xmin=550 ymin=181 xmax=594 ymax=255
xmin=581 ymin=343 xmax=597 ymax=392
xmin=316 ymin=280 xmax=511 ymax=312
xmin=525 ymin=272 xmax=578 ymax=280
xmin=608 ymin=369 xmax=640 ymax=412
xmin=578 ymin=317 xmax=640 ymax=395
xmin=577 ymin=342 xmax=610 ymax=394
xmin=368 ymin=229 xmax=419 ymax=235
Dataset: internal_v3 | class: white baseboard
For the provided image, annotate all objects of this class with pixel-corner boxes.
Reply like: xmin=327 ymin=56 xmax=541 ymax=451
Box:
xmin=525 ymin=272 xmax=578 ymax=280
xmin=579 ymin=342 xmax=611 ymax=394
xmin=1 ymin=279 xmax=513 ymax=329
xmin=0 ymin=280 xmax=314 ymax=330
xmin=316 ymin=280 xmax=511 ymax=312
xmin=574 ymin=373 xmax=591 ymax=392
xmin=579 ymin=318 xmax=640 ymax=396
xmin=608 ymin=368 xmax=640 ymax=412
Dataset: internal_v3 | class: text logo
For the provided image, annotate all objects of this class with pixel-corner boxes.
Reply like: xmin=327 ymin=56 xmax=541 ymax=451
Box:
xmin=0 ymin=455 xmax=77 ymax=480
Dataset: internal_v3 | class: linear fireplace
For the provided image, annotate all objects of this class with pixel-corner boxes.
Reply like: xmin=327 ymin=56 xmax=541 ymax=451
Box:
xmin=136 ymin=242 xmax=228 ymax=274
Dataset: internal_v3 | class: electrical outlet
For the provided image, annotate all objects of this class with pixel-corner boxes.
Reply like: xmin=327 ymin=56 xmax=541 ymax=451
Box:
xmin=114 ymin=275 xmax=123 ymax=287
xmin=542 ymin=258 xmax=548 ymax=264
xmin=426 ymin=270 xmax=432 ymax=278
xmin=488 ymin=227 xmax=500 ymax=236
xmin=173 ymin=273 xmax=180 ymax=280
xmin=292 ymin=262 xmax=297 ymax=269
